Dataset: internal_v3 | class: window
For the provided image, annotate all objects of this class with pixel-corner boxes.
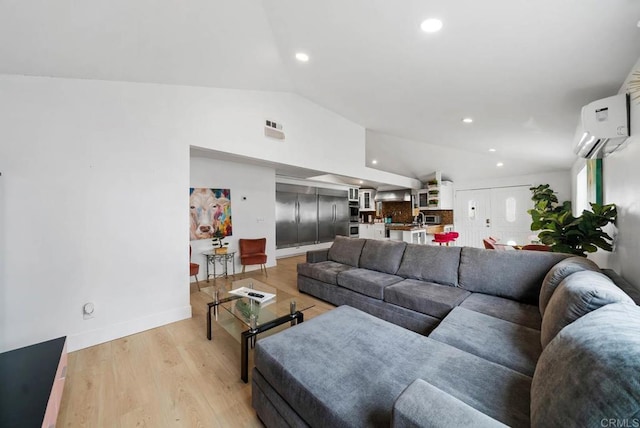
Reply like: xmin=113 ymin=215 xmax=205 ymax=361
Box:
xmin=575 ymin=165 xmax=588 ymax=216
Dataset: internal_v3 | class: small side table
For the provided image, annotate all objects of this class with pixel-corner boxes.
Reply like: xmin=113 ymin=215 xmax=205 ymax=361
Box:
xmin=202 ymin=251 xmax=236 ymax=282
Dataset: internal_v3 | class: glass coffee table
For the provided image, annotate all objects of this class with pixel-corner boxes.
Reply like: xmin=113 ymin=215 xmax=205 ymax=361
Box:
xmin=205 ymin=278 xmax=315 ymax=383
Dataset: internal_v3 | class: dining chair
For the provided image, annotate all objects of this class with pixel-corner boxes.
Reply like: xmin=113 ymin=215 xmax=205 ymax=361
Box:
xmin=189 ymin=245 xmax=200 ymax=289
xmin=239 ymin=238 xmax=268 ymax=276
xmin=521 ymin=244 xmax=551 ymax=252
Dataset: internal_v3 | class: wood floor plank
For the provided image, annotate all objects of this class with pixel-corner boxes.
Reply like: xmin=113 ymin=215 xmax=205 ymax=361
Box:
xmin=57 ymin=255 xmax=330 ymax=426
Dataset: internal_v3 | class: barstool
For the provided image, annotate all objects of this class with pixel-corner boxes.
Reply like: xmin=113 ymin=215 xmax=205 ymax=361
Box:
xmin=433 ymin=233 xmax=452 ymax=246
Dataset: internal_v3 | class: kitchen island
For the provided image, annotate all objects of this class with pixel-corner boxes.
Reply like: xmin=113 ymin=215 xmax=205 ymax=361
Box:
xmin=386 ymin=224 xmax=445 ymax=245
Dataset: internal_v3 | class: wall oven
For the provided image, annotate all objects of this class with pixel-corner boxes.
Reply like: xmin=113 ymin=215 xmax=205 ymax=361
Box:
xmin=349 ymin=203 xmax=359 ymax=223
xmin=349 ymin=223 xmax=359 ymax=238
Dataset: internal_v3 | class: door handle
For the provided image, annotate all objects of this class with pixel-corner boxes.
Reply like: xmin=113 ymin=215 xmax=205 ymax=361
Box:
xmin=296 ymin=201 xmax=300 ymax=223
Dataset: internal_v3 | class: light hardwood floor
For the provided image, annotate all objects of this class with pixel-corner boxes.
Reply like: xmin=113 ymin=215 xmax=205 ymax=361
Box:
xmin=57 ymin=255 xmax=334 ymax=427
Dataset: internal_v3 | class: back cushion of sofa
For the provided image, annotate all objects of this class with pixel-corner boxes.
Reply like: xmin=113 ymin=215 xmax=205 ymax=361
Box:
xmin=396 ymin=245 xmax=461 ymax=287
xmin=540 ymin=271 xmax=634 ymax=348
xmin=539 ymin=257 xmax=600 ymax=316
xmin=359 ymin=239 xmax=407 ymax=275
xmin=327 ymin=236 xmax=367 ymax=267
xmin=458 ymin=248 xmax=569 ymax=304
xmin=531 ymin=303 xmax=640 ymax=427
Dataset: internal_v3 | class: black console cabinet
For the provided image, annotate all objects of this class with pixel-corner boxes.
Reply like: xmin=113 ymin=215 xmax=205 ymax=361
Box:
xmin=0 ymin=337 xmax=68 ymax=428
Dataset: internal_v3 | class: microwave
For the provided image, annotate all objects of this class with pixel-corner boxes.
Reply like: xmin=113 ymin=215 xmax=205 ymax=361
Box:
xmin=424 ymin=215 xmax=441 ymax=224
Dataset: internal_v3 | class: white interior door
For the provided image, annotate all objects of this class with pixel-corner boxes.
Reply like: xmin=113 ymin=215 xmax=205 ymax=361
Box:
xmin=454 ymin=186 xmax=533 ymax=248
xmin=489 ymin=187 xmax=534 ymax=246
xmin=454 ymin=189 xmax=492 ymax=248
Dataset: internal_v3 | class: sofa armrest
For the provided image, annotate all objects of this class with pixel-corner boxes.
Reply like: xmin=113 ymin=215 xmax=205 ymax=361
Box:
xmin=392 ymin=379 xmax=508 ymax=428
xmin=306 ymin=249 xmax=329 ymax=263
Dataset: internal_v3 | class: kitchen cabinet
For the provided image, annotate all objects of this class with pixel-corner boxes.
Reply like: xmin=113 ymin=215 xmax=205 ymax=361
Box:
xmin=359 ymin=189 xmax=375 ymax=211
xmin=373 ymin=223 xmax=386 ymax=239
xmin=348 ymin=187 xmax=359 ymax=202
xmin=360 ymin=223 xmax=386 ymax=240
xmin=418 ymin=181 xmax=453 ymax=210
xmin=359 ymin=224 xmax=374 ymax=239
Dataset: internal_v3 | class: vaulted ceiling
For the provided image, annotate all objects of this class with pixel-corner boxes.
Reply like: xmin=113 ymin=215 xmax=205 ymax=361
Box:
xmin=1 ymin=0 xmax=639 ymax=183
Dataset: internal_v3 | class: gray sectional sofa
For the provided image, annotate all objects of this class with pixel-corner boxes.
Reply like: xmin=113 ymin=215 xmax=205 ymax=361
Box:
xmin=252 ymin=236 xmax=640 ymax=427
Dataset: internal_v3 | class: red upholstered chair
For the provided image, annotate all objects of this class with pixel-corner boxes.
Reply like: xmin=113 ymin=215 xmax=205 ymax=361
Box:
xmin=189 ymin=245 xmax=200 ymax=289
xmin=239 ymin=238 xmax=268 ymax=276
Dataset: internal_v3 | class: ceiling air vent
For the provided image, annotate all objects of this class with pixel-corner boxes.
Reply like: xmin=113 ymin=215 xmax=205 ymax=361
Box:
xmin=265 ymin=120 xmax=285 ymax=140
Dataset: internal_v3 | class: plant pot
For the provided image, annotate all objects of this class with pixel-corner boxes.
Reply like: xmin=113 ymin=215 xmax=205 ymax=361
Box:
xmin=215 ymin=247 xmax=228 ymax=254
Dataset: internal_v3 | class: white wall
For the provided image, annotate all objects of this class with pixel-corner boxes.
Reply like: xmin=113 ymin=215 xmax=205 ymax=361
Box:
xmin=455 ymin=171 xmax=571 ymax=202
xmin=602 ymin=57 xmax=640 ymax=288
xmin=190 ymin=156 xmax=276 ymax=277
xmin=0 ymin=74 xmax=380 ymax=352
xmin=0 ymin=76 xmax=191 ymax=352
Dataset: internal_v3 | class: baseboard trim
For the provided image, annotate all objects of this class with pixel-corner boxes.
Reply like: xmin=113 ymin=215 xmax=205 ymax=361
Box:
xmin=67 ymin=305 xmax=192 ymax=352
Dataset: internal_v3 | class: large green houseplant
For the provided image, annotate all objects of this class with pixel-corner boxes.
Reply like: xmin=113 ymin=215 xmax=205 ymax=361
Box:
xmin=527 ymin=184 xmax=617 ymax=257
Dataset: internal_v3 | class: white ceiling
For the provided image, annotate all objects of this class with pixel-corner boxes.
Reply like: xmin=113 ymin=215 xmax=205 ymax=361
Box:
xmin=2 ymin=0 xmax=639 ymax=185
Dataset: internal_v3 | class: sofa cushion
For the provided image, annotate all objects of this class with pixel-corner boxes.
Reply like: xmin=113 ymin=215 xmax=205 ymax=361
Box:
xmin=297 ymin=261 xmax=353 ymax=285
xmin=539 ymin=256 xmax=600 ymax=316
xmin=396 ymin=245 xmax=461 ymax=286
xmin=392 ymin=379 xmax=509 ymax=428
xmin=384 ymin=279 xmax=471 ymax=319
xmin=327 ymin=236 xmax=366 ymax=267
xmin=359 ymin=239 xmax=407 ymax=275
xmin=459 ymin=293 xmax=541 ymax=330
xmin=337 ymin=268 xmax=404 ymax=300
xmin=458 ymin=248 xmax=569 ymax=304
xmin=540 ymin=271 xmax=635 ymax=348
xmin=430 ymin=307 xmax=541 ymax=377
xmin=255 ymin=305 xmax=532 ymax=428
xmin=531 ymin=303 xmax=640 ymax=427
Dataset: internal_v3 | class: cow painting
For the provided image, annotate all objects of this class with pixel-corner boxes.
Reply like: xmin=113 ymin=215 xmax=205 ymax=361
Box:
xmin=189 ymin=188 xmax=232 ymax=240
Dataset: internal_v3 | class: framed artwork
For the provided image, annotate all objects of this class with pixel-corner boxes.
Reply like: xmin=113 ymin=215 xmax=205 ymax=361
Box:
xmin=586 ymin=158 xmax=602 ymax=205
xmin=189 ymin=188 xmax=232 ymax=240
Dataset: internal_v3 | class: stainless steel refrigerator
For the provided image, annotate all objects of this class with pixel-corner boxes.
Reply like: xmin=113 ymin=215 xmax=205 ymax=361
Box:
xmin=318 ymin=188 xmax=349 ymax=243
xmin=276 ymin=184 xmax=318 ymax=249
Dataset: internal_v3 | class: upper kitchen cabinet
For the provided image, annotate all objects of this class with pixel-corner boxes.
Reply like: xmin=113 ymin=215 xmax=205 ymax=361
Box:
xmin=417 ymin=180 xmax=453 ymax=210
xmin=359 ymin=189 xmax=375 ymax=211
xmin=348 ymin=187 xmax=359 ymax=202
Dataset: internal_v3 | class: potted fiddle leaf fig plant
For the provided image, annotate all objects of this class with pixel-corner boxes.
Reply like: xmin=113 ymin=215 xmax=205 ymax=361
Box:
xmin=527 ymin=184 xmax=617 ymax=257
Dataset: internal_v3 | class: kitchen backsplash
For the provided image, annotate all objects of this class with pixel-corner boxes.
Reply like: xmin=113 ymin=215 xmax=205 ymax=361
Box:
xmin=381 ymin=202 xmax=413 ymax=223
xmin=378 ymin=202 xmax=453 ymax=224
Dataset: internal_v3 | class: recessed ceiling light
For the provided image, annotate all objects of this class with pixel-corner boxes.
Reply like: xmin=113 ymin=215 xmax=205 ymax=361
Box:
xmin=372 ymin=159 xmax=378 ymax=165
xmin=462 ymin=118 xmax=473 ymax=124
xmin=421 ymin=18 xmax=443 ymax=33
xmin=496 ymin=162 xmax=504 ymax=167
xmin=295 ymin=52 xmax=309 ymax=62
xmin=359 ymin=180 xmax=364 ymax=184
xmin=488 ymin=148 xmax=496 ymax=152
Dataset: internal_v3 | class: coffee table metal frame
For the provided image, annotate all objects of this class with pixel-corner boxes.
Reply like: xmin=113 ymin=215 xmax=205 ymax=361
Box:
xmin=207 ymin=291 xmax=307 ymax=383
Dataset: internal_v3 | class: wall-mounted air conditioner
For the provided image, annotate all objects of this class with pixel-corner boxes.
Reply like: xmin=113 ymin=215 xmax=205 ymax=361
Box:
xmin=574 ymin=93 xmax=630 ymax=159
